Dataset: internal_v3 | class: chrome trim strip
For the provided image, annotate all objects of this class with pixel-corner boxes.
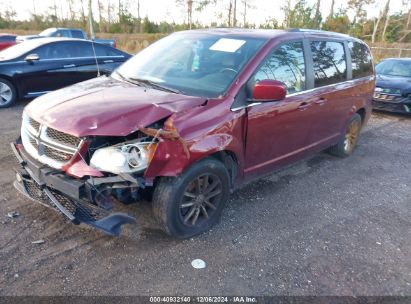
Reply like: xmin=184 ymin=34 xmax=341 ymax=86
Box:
xmin=12 ymin=55 xmax=125 ymax=64
xmin=41 ymin=139 xmax=78 ymax=154
xmin=36 ymin=56 xmax=124 ymax=61
xmin=231 ymin=102 xmax=262 ymax=112
xmin=24 ymin=123 xmax=78 ymax=153
xmin=27 ymin=91 xmax=51 ymax=96
xmin=21 ymin=115 xmax=81 ymax=169
xmin=231 ymin=75 xmax=375 ymax=112
xmin=286 ymin=75 xmax=375 ymax=98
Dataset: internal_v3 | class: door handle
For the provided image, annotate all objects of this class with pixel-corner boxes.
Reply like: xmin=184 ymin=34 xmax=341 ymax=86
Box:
xmin=314 ymin=98 xmax=327 ymax=106
xmin=63 ymin=64 xmax=75 ymax=68
xmin=104 ymin=60 xmax=114 ymax=63
xmin=298 ymin=102 xmax=311 ymax=111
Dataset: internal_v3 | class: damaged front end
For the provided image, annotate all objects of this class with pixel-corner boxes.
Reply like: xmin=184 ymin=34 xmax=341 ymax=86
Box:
xmin=11 ymin=113 xmax=182 ymax=236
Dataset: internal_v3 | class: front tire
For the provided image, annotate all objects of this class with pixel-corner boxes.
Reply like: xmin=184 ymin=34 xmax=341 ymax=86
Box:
xmin=328 ymin=113 xmax=362 ymax=157
xmin=0 ymin=78 xmax=17 ymax=108
xmin=152 ymin=158 xmax=230 ymax=238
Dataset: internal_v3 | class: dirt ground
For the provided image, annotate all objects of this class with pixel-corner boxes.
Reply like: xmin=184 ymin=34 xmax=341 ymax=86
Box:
xmin=0 ymin=102 xmax=411 ymax=296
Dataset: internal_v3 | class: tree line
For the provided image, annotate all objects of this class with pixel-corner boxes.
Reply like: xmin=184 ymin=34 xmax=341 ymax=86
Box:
xmin=0 ymin=0 xmax=410 ymax=43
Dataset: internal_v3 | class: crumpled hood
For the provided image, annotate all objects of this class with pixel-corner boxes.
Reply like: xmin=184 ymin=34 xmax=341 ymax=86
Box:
xmin=376 ymin=74 xmax=411 ymax=95
xmin=25 ymin=76 xmax=207 ymax=137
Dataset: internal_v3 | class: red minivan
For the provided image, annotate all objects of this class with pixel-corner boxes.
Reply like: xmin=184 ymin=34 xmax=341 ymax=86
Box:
xmin=12 ymin=29 xmax=375 ymax=238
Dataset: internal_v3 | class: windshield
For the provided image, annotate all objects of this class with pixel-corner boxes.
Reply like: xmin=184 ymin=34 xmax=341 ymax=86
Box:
xmin=39 ymin=28 xmax=56 ymax=36
xmin=376 ymin=60 xmax=411 ymax=77
xmin=115 ymin=33 xmax=266 ymax=98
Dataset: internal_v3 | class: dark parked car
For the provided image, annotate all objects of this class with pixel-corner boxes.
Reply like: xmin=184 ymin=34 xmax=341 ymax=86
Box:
xmin=0 ymin=38 xmax=130 ymax=107
xmin=373 ymin=58 xmax=411 ymax=114
xmin=0 ymin=34 xmax=16 ymax=51
xmin=16 ymin=27 xmax=116 ymax=48
xmin=12 ymin=29 xmax=374 ymax=238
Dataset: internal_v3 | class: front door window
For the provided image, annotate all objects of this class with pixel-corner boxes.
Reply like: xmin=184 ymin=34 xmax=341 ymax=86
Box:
xmin=251 ymin=41 xmax=306 ymax=94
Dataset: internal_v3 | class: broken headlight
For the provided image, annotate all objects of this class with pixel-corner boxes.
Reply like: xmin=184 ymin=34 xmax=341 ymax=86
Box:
xmin=90 ymin=141 xmax=157 ymax=174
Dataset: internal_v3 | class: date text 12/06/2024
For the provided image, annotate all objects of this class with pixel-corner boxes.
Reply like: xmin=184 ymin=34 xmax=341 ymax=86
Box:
xmin=149 ymin=296 xmax=257 ymax=303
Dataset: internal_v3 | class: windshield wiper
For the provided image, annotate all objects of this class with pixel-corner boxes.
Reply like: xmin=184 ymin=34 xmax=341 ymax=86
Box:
xmin=129 ymin=77 xmax=182 ymax=94
xmin=114 ymin=71 xmax=134 ymax=84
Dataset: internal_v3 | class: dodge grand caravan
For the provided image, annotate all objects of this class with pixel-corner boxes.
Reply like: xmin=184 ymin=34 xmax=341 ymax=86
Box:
xmin=11 ymin=29 xmax=375 ymax=238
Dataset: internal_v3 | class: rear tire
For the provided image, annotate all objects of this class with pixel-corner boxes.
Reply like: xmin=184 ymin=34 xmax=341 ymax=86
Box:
xmin=328 ymin=113 xmax=362 ymax=157
xmin=0 ymin=78 xmax=17 ymax=108
xmin=152 ymin=158 xmax=230 ymax=239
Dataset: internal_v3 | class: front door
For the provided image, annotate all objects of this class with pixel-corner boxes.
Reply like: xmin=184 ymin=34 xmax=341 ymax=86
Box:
xmin=20 ymin=42 xmax=79 ymax=97
xmin=243 ymin=41 xmax=318 ymax=181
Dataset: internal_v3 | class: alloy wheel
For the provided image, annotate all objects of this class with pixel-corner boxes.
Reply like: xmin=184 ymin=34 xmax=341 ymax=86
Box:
xmin=344 ymin=119 xmax=361 ymax=154
xmin=0 ymin=81 xmax=12 ymax=105
xmin=179 ymin=173 xmax=223 ymax=227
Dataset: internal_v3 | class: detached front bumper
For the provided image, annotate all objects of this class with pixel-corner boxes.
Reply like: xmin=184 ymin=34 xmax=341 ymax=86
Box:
xmin=11 ymin=142 xmax=137 ymax=236
xmin=372 ymin=97 xmax=411 ymax=114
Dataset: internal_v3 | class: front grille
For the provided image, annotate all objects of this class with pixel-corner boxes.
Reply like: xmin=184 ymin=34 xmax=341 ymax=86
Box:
xmin=28 ymin=117 xmax=40 ymax=133
xmin=46 ymin=128 xmax=81 ymax=148
xmin=49 ymin=190 xmax=78 ymax=215
xmin=373 ymin=93 xmax=408 ymax=103
xmin=43 ymin=145 xmax=73 ymax=162
xmin=25 ymin=180 xmax=51 ymax=205
xmin=372 ymin=100 xmax=410 ymax=113
xmin=29 ymin=137 xmax=37 ymax=148
xmin=21 ymin=113 xmax=83 ymax=169
xmin=22 ymin=179 xmax=108 ymax=222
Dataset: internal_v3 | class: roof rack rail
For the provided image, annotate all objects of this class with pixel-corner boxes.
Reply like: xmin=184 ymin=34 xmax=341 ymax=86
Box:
xmin=286 ymin=28 xmax=350 ymax=37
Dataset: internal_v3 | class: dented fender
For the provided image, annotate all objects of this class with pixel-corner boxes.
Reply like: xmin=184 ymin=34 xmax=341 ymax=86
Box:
xmin=144 ymin=101 xmax=247 ymax=185
xmin=144 ymin=135 xmax=243 ymax=185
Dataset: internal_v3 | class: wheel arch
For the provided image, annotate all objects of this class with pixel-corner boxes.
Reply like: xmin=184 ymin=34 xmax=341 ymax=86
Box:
xmin=356 ymin=107 xmax=366 ymax=124
xmin=208 ymin=150 xmax=239 ymax=189
xmin=146 ymin=148 xmax=241 ymax=190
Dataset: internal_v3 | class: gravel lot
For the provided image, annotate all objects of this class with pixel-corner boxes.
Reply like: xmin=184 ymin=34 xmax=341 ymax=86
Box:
xmin=0 ymin=102 xmax=410 ymax=296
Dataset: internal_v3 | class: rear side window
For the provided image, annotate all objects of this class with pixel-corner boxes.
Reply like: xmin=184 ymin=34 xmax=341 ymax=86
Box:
xmin=252 ymin=41 xmax=306 ymax=94
xmin=0 ymin=36 xmax=15 ymax=42
xmin=348 ymin=41 xmax=373 ymax=78
xmin=311 ymin=41 xmax=347 ymax=87
xmin=71 ymin=30 xmax=84 ymax=39
xmin=54 ymin=30 xmax=71 ymax=38
xmin=76 ymin=42 xmax=94 ymax=57
xmin=61 ymin=30 xmax=71 ymax=37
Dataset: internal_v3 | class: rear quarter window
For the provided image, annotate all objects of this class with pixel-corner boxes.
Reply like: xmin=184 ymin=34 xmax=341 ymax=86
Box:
xmin=348 ymin=41 xmax=373 ymax=79
xmin=94 ymin=44 xmax=123 ymax=57
xmin=311 ymin=41 xmax=347 ymax=87
xmin=75 ymin=42 xmax=124 ymax=57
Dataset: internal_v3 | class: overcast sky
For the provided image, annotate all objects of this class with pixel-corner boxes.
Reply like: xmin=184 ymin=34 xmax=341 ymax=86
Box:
xmin=1 ymin=0 xmax=406 ymax=26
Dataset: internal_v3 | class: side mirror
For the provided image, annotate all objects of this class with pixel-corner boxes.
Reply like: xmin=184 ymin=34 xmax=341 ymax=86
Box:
xmin=25 ymin=54 xmax=40 ymax=62
xmin=251 ymin=80 xmax=287 ymax=102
